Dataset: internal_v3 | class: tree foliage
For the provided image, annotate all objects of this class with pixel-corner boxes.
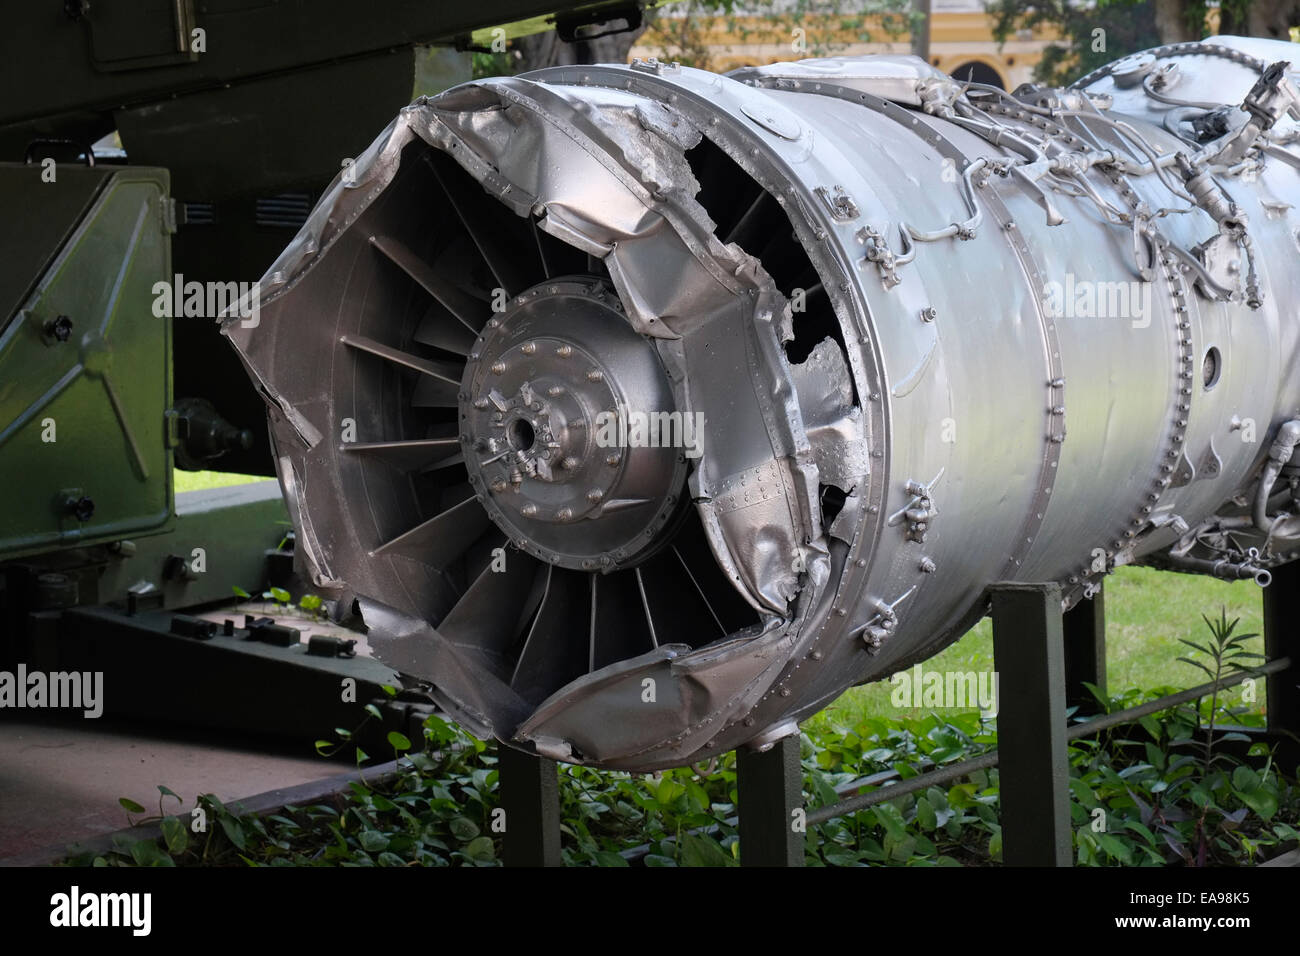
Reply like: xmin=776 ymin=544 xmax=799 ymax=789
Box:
xmin=987 ymin=0 xmax=1163 ymax=87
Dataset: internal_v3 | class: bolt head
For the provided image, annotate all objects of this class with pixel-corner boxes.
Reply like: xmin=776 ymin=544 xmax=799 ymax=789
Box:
xmin=490 ymin=361 xmax=506 ymax=375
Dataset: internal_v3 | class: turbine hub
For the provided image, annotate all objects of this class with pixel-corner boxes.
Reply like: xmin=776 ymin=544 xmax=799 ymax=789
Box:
xmin=461 ymin=278 xmax=688 ymax=570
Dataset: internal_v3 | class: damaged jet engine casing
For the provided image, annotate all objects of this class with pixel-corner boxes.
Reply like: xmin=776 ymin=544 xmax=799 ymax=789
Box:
xmin=226 ymin=37 xmax=1300 ymax=770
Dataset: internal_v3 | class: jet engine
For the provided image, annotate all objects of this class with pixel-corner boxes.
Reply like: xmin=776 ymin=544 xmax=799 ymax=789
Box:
xmin=226 ymin=36 xmax=1300 ymax=770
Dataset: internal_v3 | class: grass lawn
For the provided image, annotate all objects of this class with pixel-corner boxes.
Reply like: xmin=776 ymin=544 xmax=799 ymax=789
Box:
xmin=805 ymin=565 xmax=1267 ymax=732
xmin=174 ymin=468 xmax=274 ymax=493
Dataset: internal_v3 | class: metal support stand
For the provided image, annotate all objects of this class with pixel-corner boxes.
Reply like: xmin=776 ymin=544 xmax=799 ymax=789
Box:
xmin=991 ymin=582 xmax=1072 ymax=867
xmin=1264 ymin=561 xmax=1300 ymax=765
xmin=499 ymin=746 xmax=562 ymax=867
xmin=737 ymin=734 xmax=804 ymax=867
xmin=1063 ymin=583 xmax=1106 ymax=716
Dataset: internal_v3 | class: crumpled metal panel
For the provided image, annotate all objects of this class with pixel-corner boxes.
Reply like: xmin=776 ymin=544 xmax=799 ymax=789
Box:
xmin=226 ymin=39 xmax=1300 ymax=770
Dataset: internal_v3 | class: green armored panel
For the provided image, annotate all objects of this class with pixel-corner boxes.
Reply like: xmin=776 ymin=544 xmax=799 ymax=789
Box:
xmin=0 ymin=164 xmax=173 ymax=558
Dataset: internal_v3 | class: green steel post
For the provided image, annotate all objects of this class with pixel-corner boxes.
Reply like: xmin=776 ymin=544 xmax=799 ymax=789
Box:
xmin=499 ymin=745 xmax=562 ymax=867
xmin=991 ymin=582 xmax=1072 ymax=867
xmin=738 ymin=734 xmax=804 ymax=867
xmin=1063 ymin=584 xmax=1106 ymax=716
xmin=1264 ymin=561 xmax=1300 ymax=765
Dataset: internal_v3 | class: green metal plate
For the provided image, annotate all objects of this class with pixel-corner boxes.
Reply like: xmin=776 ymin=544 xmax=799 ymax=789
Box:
xmin=0 ymin=166 xmax=173 ymax=558
xmin=0 ymin=165 xmax=111 ymax=326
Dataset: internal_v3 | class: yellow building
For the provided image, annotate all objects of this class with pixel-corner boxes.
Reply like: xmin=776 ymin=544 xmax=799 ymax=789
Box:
xmin=632 ymin=0 xmax=1059 ymax=90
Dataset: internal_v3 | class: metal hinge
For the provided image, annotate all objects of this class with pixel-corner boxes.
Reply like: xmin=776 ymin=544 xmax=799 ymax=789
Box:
xmin=160 ymin=197 xmax=178 ymax=235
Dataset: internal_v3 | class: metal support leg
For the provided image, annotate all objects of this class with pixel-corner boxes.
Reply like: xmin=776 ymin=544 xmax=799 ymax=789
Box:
xmin=1063 ymin=583 xmax=1106 ymax=716
xmin=737 ymin=734 xmax=804 ymax=867
xmin=1264 ymin=561 xmax=1300 ymax=765
xmin=991 ymin=582 xmax=1072 ymax=867
xmin=499 ymin=745 xmax=562 ymax=867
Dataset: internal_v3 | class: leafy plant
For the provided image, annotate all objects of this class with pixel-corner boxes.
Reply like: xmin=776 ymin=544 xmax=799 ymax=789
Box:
xmin=66 ymin=612 xmax=1297 ymax=868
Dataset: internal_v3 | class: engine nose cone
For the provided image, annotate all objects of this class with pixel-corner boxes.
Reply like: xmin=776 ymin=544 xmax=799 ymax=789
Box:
xmin=461 ymin=279 xmax=687 ymax=571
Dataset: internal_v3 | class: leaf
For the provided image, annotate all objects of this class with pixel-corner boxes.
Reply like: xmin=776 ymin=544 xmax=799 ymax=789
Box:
xmin=269 ymin=586 xmax=291 ymax=604
xmin=1097 ymin=833 xmax=1133 ymax=864
xmin=1231 ymin=766 xmax=1260 ymax=793
xmin=1235 ymin=787 xmax=1278 ymax=821
xmin=885 ymin=832 xmax=917 ymax=862
xmin=679 ymin=833 xmax=733 ymax=867
xmin=592 ymin=850 xmax=630 ymax=867
xmin=160 ymin=816 xmax=189 ymax=855
xmin=387 ymin=731 xmax=412 ymax=753
xmin=822 ymin=844 xmax=861 ymax=866
xmin=314 ymin=739 xmax=334 ymax=755
xmin=1144 ymin=742 xmax=1167 ymax=771
xmin=1125 ymin=788 xmax=1154 ymax=826
xmin=654 ymin=777 xmax=684 ymax=806
xmin=1220 ymin=807 xmax=1248 ymax=828
xmin=1162 ymin=830 xmax=1191 ymax=864
xmin=219 ymin=815 xmax=247 ymax=850
xmin=118 ymin=797 xmax=146 ymax=814
xmin=464 ymin=836 xmax=496 ymax=862
xmin=1068 ymin=777 xmax=1096 ymax=807
xmin=915 ymin=796 xmax=938 ymax=831
xmin=1120 ymin=819 xmax=1157 ymax=846
xmin=1080 ymin=681 xmax=1110 ymax=713
xmin=359 ymin=830 xmax=390 ymax=852
xmin=811 ymin=772 xmax=838 ymax=808
xmin=449 ymin=817 xmax=480 ymax=841
xmin=299 ymin=594 xmax=322 ymax=612
xmin=232 ymin=585 xmax=251 ymax=599
xmin=1137 ymin=714 xmax=1164 ymax=741
xmin=871 ymin=801 xmax=908 ymax=841
xmin=1177 ymin=637 xmax=1215 ymax=659
xmin=129 ymin=839 xmax=173 ymax=867
xmin=1176 ymin=657 xmax=1216 ymax=680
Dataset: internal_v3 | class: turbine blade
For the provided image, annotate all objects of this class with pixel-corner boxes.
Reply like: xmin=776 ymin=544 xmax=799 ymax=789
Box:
xmin=341 ymin=333 xmax=462 ymax=385
xmin=424 ymin=155 xmax=535 ymax=297
xmin=370 ymin=234 xmax=487 ymax=333
xmin=510 ymin=566 xmax=591 ymax=702
xmin=439 ymin=552 xmax=542 ymax=657
xmin=341 ymin=438 xmax=461 ymax=471
xmin=414 ymin=302 xmax=477 ymax=356
xmin=370 ymin=494 xmax=488 ymax=567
